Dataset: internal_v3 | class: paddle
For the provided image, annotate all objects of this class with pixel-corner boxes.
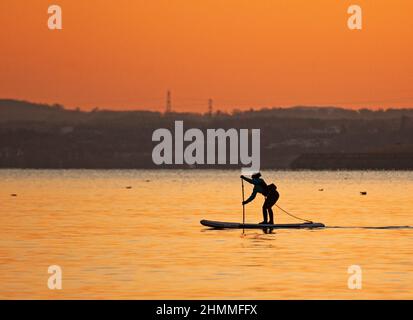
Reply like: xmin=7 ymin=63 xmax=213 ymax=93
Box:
xmin=241 ymin=177 xmax=245 ymax=234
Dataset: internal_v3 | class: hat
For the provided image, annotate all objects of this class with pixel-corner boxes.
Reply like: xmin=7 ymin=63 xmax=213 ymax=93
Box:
xmin=251 ymin=172 xmax=261 ymax=179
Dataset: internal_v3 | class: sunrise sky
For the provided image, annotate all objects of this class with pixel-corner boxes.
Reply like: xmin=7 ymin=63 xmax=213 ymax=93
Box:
xmin=0 ymin=0 xmax=412 ymax=112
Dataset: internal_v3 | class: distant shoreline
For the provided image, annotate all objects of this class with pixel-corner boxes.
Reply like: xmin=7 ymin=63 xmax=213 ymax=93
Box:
xmin=0 ymin=167 xmax=412 ymax=171
xmin=1 ymin=99 xmax=413 ymax=171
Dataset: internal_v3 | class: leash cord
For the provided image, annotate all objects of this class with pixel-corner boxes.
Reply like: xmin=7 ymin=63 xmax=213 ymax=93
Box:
xmin=275 ymin=204 xmax=313 ymax=223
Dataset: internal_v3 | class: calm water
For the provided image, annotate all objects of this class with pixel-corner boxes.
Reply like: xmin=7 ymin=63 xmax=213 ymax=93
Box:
xmin=0 ymin=170 xmax=412 ymax=299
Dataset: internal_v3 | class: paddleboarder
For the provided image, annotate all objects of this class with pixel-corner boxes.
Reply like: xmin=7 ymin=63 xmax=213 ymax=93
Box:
xmin=241 ymin=173 xmax=279 ymax=224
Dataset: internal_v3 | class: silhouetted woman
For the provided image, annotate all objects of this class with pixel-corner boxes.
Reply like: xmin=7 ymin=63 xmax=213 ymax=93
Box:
xmin=241 ymin=172 xmax=279 ymax=224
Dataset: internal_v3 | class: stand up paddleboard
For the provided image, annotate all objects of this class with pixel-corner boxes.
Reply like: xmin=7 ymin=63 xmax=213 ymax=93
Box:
xmin=200 ymin=220 xmax=325 ymax=229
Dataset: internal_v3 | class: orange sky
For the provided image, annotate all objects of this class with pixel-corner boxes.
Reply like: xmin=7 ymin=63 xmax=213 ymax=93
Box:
xmin=0 ymin=0 xmax=412 ymax=112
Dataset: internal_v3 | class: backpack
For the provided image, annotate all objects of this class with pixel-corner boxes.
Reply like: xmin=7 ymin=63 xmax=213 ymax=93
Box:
xmin=267 ymin=183 xmax=277 ymax=194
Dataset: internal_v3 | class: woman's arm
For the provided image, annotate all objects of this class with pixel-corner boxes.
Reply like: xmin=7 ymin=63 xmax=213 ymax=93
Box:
xmin=243 ymin=189 xmax=257 ymax=205
xmin=241 ymin=175 xmax=254 ymax=184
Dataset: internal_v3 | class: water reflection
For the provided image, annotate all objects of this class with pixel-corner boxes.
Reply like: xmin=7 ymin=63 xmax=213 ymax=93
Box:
xmin=0 ymin=169 xmax=412 ymax=299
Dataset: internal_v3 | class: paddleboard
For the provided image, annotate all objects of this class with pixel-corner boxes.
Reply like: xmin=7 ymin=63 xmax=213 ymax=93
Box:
xmin=200 ymin=219 xmax=325 ymax=229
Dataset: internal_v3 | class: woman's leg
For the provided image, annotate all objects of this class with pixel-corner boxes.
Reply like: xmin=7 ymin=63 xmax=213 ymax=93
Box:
xmin=267 ymin=207 xmax=274 ymax=224
xmin=261 ymin=205 xmax=268 ymax=223
xmin=265 ymin=192 xmax=278 ymax=224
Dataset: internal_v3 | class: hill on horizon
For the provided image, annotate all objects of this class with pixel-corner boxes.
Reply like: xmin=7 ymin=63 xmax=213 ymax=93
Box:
xmin=1 ymin=98 xmax=413 ymax=123
xmin=1 ymin=98 xmax=413 ymax=169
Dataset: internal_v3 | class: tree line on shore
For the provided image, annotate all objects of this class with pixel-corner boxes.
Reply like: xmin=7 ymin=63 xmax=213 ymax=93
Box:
xmin=1 ymin=99 xmax=412 ymax=169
